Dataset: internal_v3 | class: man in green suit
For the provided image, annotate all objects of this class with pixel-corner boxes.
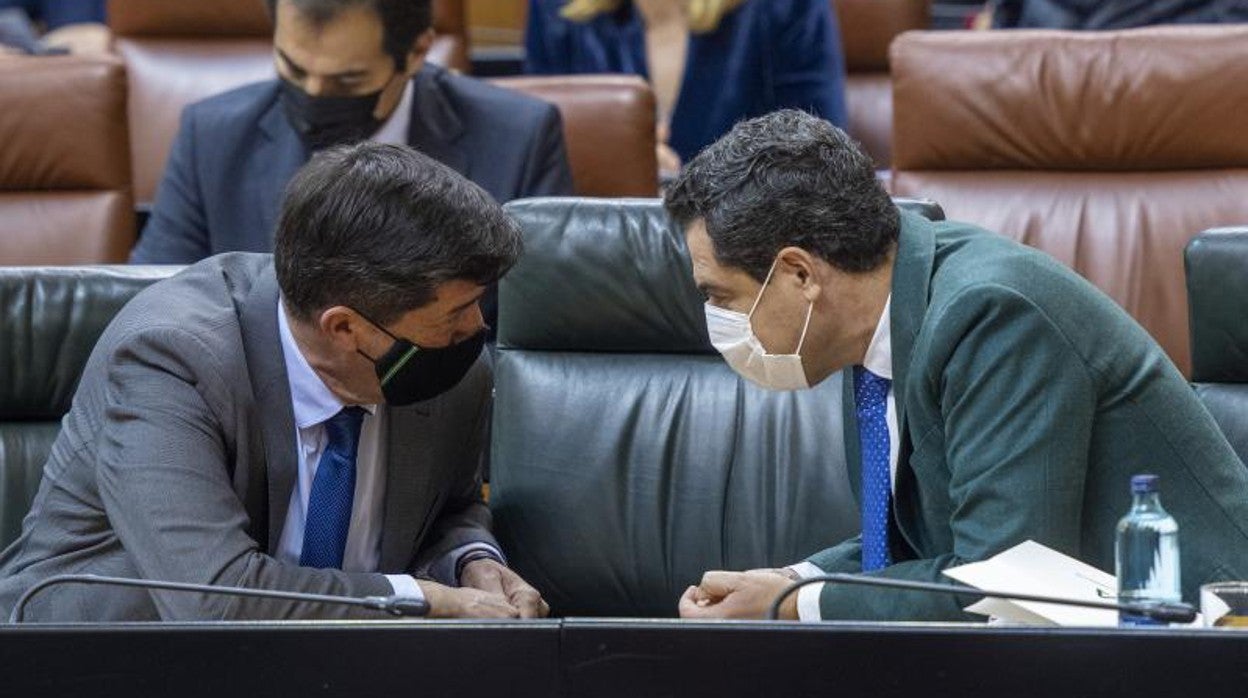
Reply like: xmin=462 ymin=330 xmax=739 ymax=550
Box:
xmin=672 ymin=109 xmax=1248 ymax=622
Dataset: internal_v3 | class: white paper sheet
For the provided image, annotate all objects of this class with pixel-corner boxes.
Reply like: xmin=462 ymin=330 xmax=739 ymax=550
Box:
xmin=943 ymin=540 xmax=1119 ymax=627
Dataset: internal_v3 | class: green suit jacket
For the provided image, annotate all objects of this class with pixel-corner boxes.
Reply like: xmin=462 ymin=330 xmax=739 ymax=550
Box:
xmin=806 ymin=212 xmax=1248 ymax=621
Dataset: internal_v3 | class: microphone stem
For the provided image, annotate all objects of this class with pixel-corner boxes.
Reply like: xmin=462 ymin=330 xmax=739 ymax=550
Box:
xmin=766 ymin=573 xmax=1196 ymax=623
xmin=9 ymin=573 xmax=414 ymax=623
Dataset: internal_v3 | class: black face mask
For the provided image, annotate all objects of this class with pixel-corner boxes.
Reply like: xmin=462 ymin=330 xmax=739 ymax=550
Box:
xmin=359 ymin=318 xmax=487 ymax=406
xmin=280 ymin=78 xmax=387 ymax=151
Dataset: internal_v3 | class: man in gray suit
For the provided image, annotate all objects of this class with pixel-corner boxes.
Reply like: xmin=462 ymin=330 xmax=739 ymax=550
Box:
xmin=0 ymin=143 xmax=547 ymax=621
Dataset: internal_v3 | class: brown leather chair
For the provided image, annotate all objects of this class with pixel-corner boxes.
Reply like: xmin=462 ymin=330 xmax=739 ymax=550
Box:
xmin=0 ymin=56 xmax=135 ymax=264
xmin=890 ymin=26 xmax=1248 ymax=376
xmin=108 ymin=0 xmax=470 ymax=208
xmin=492 ymin=75 xmax=658 ymax=197
xmin=833 ymin=0 xmax=928 ymax=169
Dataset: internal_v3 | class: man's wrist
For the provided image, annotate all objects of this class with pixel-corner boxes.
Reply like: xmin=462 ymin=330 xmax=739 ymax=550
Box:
xmin=455 ymin=549 xmax=503 ymax=583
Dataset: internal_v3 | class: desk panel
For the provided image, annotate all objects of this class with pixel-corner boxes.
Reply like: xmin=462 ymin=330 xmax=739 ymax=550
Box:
xmin=0 ymin=620 xmax=561 ymax=698
xmin=561 ymin=619 xmax=1248 ymax=698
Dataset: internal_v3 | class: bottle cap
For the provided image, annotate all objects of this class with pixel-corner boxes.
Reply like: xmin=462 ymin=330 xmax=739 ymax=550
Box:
xmin=1131 ymin=474 xmax=1159 ymax=494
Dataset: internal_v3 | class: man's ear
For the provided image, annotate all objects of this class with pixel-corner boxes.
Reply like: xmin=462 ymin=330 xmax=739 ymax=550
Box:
xmin=404 ymin=28 xmax=436 ymax=77
xmin=318 ymin=306 xmax=369 ymax=353
xmin=775 ymin=247 xmax=823 ymax=302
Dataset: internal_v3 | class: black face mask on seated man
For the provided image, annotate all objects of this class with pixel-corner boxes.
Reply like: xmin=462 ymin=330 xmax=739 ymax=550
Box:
xmin=357 ymin=312 xmax=488 ymax=406
xmin=280 ymin=78 xmax=390 ymax=151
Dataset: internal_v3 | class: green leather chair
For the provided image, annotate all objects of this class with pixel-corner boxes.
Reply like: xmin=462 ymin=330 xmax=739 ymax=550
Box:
xmin=491 ymin=197 xmax=943 ymax=617
xmin=1186 ymin=228 xmax=1248 ymax=466
xmin=0 ymin=266 xmax=178 ymax=549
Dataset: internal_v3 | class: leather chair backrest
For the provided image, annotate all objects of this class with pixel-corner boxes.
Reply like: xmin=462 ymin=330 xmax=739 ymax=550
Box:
xmin=0 ymin=56 xmax=135 ymax=264
xmin=491 ymin=76 xmax=658 ymax=197
xmin=890 ymin=26 xmax=1248 ymax=377
xmin=1185 ymin=228 xmax=1248 ymax=467
xmin=833 ymin=0 xmax=928 ymax=169
xmin=108 ymin=0 xmax=469 ymax=208
xmin=0 ymin=265 xmax=177 ymax=548
xmin=491 ymin=197 xmax=941 ymax=617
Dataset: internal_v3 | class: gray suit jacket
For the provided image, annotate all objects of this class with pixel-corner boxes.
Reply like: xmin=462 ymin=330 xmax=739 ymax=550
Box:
xmin=0 ymin=254 xmax=497 ymax=622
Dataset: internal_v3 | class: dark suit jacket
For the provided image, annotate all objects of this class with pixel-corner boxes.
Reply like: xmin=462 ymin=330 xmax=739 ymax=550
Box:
xmin=993 ymin=0 xmax=1248 ymax=28
xmin=807 ymin=212 xmax=1248 ymax=620
xmin=524 ymin=0 xmax=847 ymax=164
xmin=0 ymin=254 xmax=497 ymax=622
xmin=130 ymin=64 xmax=574 ymax=264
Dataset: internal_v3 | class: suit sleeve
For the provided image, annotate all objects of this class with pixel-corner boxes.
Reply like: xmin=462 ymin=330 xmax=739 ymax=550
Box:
xmin=812 ymin=287 xmax=1098 ymax=620
xmin=129 ymin=108 xmax=213 ymax=265
xmin=410 ymin=359 xmax=500 ymax=585
xmin=519 ymin=103 xmax=575 ymax=198
xmin=96 ymin=326 xmax=397 ymax=621
xmin=768 ymin=0 xmax=849 ymax=129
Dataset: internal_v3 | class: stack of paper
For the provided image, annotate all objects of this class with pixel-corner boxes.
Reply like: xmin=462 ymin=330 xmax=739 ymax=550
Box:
xmin=943 ymin=540 xmax=1119 ymax=627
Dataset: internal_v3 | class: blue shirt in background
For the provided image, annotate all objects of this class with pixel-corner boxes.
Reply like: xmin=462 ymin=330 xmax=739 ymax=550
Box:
xmin=525 ymin=0 xmax=848 ymax=164
xmin=0 ymin=0 xmax=105 ymax=29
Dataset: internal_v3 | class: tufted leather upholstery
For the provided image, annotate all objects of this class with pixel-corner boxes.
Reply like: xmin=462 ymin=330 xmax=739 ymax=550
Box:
xmin=1185 ymin=228 xmax=1248 ymax=467
xmin=833 ymin=0 xmax=928 ymax=169
xmin=491 ymin=76 xmax=658 ymax=198
xmin=108 ymin=0 xmax=471 ymax=208
xmin=890 ymin=26 xmax=1248 ymax=376
xmin=0 ymin=265 xmax=178 ymax=548
xmin=491 ymin=197 xmax=941 ymax=617
xmin=0 ymin=56 xmax=135 ymax=265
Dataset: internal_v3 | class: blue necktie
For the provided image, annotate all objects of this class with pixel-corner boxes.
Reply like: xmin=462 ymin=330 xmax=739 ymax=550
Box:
xmin=300 ymin=407 xmax=366 ymax=569
xmin=854 ymin=367 xmax=892 ymax=572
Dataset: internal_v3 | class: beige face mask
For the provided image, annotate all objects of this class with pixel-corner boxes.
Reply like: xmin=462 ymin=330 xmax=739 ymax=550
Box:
xmin=704 ymin=258 xmax=813 ymax=391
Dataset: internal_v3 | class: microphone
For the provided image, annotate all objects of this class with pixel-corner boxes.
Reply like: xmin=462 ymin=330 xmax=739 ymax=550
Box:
xmin=766 ymin=573 xmax=1197 ymax=624
xmin=9 ymin=573 xmax=430 ymax=623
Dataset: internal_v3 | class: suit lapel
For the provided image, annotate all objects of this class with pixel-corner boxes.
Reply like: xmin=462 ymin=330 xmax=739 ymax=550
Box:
xmin=841 ymin=369 xmax=862 ymax=503
xmin=887 ymin=211 xmax=937 ymax=556
xmin=256 ymin=94 xmax=311 ymax=247
xmin=406 ymin=66 xmax=469 ymax=179
xmin=236 ymin=262 xmax=299 ymax=555
xmin=379 ymin=401 xmax=440 ymax=571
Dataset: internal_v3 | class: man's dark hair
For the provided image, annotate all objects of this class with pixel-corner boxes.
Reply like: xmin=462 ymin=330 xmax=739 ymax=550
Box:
xmin=265 ymin=0 xmax=433 ymax=70
xmin=664 ymin=109 xmax=899 ymax=280
xmin=275 ymin=142 xmax=522 ymax=324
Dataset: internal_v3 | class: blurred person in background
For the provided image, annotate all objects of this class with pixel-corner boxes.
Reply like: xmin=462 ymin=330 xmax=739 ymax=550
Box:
xmin=132 ymin=0 xmax=572 ymax=266
xmin=985 ymin=0 xmax=1248 ymax=28
xmin=525 ymin=0 xmax=847 ymax=178
xmin=0 ymin=0 xmax=107 ymax=54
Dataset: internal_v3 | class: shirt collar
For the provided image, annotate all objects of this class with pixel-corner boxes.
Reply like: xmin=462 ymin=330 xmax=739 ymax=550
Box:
xmin=372 ymin=79 xmax=413 ymax=145
xmin=278 ymin=299 xmax=375 ymax=430
xmin=861 ymin=295 xmax=893 ymax=381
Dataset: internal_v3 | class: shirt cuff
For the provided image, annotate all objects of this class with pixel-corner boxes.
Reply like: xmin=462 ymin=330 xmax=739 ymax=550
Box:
xmin=384 ymin=574 xmax=425 ymax=602
xmin=796 ymin=582 xmax=825 ymax=622
xmin=787 ymin=561 xmax=825 ymax=580
xmin=428 ymin=542 xmax=506 ymax=586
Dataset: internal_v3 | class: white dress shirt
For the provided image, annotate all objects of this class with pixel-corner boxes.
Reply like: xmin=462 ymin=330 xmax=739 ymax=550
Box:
xmin=790 ymin=295 xmax=899 ymax=621
xmin=274 ymin=301 xmax=423 ymax=600
xmin=371 ymin=80 xmax=414 ymax=145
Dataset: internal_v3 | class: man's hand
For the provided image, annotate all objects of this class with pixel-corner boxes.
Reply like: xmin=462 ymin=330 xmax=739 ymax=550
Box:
xmin=656 ymin=123 xmax=682 ymax=178
xmin=678 ymin=570 xmax=799 ymax=621
xmin=417 ymin=580 xmax=519 ymax=619
xmin=460 ymin=558 xmax=550 ymax=619
xmin=42 ymin=23 xmax=111 ymax=54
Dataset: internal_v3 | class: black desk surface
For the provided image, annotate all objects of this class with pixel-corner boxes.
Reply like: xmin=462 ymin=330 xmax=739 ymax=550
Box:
xmin=3 ymin=619 xmax=1246 ymax=697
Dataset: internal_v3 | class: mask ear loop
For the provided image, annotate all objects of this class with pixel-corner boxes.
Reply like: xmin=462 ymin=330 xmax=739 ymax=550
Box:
xmin=747 ymin=257 xmax=782 ymax=320
xmin=794 ymin=300 xmax=814 ymax=355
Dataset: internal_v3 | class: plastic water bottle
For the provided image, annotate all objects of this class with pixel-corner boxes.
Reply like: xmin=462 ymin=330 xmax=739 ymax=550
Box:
xmin=1115 ymin=474 xmax=1181 ymax=626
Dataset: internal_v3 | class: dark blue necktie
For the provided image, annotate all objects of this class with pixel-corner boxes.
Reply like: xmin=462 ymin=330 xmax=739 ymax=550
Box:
xmin=300 ymin=407 xmax=366 ymax=569
xmin=854 ymin=367 xmax=892 ymax=572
